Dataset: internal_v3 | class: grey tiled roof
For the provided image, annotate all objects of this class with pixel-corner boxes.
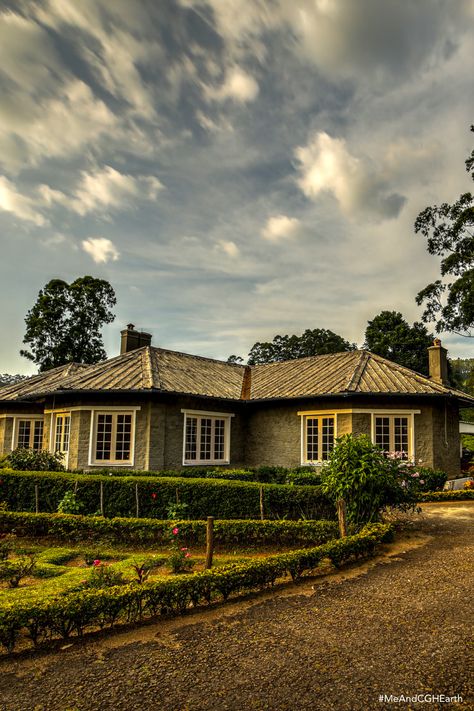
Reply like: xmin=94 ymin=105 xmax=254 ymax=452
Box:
xmin=1 ymin=347 xmax=472 ymax=404
xmin=0 ymin=363 xmax=88 ymax=401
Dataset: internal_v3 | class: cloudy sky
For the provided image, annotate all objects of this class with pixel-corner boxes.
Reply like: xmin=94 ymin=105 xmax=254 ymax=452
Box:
xmin=1 ymin=0 xmax=473 ymax=374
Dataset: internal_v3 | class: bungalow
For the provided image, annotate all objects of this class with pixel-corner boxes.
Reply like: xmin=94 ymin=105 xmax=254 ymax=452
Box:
xmin=0 ymin=325 xmax=472 ymax=477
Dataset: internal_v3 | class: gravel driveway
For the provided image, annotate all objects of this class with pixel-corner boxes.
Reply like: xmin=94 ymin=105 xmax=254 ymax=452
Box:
xmin=1 ymin=502 xmax=472 ymax=711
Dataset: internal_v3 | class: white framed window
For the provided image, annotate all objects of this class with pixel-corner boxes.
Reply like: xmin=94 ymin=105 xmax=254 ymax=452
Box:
xmin=373 ymin=414 xmax=412 ymax=459
xmin=181 ymin=410 xmax=233 ymax=465
xmin=301 ymin=414 xmax=335 ymax=464
xmin=12 ymin=417 xmax=44 ymax=451
xmin=89 ymin=410 xmax=136 ymax=466
xmin=54 ymin=414 xmax=71 ymax=454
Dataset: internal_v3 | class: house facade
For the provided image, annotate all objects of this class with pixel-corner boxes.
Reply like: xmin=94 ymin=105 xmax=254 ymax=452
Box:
xmin=0 ymin=326 xmax=471 ymax=477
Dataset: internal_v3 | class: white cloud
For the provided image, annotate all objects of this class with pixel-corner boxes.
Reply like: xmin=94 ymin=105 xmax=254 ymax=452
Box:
xmin=0 ymin=79 xmax=117 ymax=171
xmin=0 ymin=176 xmax=46 ymax=226
xmin=294 ymin=132 xmax=405 ymax=220
xmin=216 ymin=240 xmax=240 ymax=257
xmin=205 ymin=67 xmax=259 ymax=104
xmin=82 ymin=237 xmax=120 ymax=264
xmin=40 ymin=166 xmax=164 ymax=216
xmin=261 ymin=215 xmax=301 ymax=242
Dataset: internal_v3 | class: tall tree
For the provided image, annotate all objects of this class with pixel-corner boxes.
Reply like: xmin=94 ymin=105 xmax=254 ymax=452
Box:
xmin=364 ymin=311 xmax=433 ymax=375
xmin=21 ymin=276 xmax=117 ymax=371
xmin=415 ymin=125 xmax=474 ymax=336
xmin=247 ymin=328 xmax=356 ymax=365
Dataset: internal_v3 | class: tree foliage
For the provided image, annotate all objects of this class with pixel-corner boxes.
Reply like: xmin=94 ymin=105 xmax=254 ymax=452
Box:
xmin=247 ymin=328 xmax=356 ymax=365
xmin=415 ymin=125 xmax=474 ymax=336
xmin=0 ymin=374 xmax=26 ymax=387
xmin=21 ymin=276 xmax=116 ymax=371
xmin=364 ymin=311 xmax=433 ymax=375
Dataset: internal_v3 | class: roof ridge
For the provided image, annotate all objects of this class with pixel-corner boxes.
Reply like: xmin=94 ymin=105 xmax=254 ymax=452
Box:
xmin=251 ymin=349 xmax=360 ymax=370
xmin=142 ymin=347 xmax=154 ymax=389
xmin=345 ymin=351 xmax=370 ymax=391
xmin=240 ymin=365 xmax=252 ymax=400
xmin=150 ymin=346 xmax=247 ymax=369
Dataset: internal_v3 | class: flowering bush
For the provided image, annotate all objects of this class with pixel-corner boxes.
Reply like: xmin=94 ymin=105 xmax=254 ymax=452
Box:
xmin=464 ymin=478 xmax=474 ymax=490
xmin=321 ymin=434 xmax=420 ymax=527
xmin=84 ymin=562 xmax=125 ymax=589
xmin=167 ymin=526 xmax=194 ymax=574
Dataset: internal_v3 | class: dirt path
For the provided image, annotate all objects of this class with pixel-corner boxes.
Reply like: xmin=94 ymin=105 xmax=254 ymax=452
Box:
xmin=1 ymin=503 xmax=472 ymax=711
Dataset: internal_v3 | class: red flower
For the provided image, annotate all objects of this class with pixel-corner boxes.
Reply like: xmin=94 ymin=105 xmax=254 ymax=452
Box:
xmin=172 ymin=527 xmax=179 ymax=535
xmin=181 ymin=547 xmax=188 ymax=551
xmin=93 ymin=559 xmax=101 ymax=566
xmin=151 ymin=492 xmax=157 ymax=500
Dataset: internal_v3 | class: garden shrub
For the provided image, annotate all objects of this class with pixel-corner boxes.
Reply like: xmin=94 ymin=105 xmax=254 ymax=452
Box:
xmin=0 ymin=511 xmax=339 ymax=548
xmin=0 ymin=522 xmax=391 ymax=653
xmin=321 ymin=434 xmax=420 ymax=526
xmin=0 ymin=471 xmax=334 ymax=521
xmin=57 ymin=491 xmax=82 ymax=515
xmin=7 ymin=448 xmax=65 ymax=472
xmin=420 ymin=490 xmax=474 ymax=502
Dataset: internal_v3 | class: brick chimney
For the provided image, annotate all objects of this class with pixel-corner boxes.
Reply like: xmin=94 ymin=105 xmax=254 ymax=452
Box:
xmin=120 ymin=323 xmax=152 ymax=354
xmin=428 ymin=338 xmax=448 ymax=385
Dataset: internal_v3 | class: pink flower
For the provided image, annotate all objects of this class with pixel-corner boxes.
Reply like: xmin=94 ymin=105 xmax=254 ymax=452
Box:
xmin=93 ymin=559 xmax=101 ymax=566
xmin=181 ymin=547 xmax=188 ymax=551
xmin=172 ymin=527 xmax=179 ymax=535
xmin=185 ymin=553 xmax=191 ymax=558
xmin=419 ymin=479 xmax=425 ymax=485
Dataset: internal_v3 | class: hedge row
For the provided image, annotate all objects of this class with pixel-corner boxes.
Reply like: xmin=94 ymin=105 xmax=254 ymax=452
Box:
xmin=0 ymin=511 xmax=339 ymax=548
xmin=0 ymin=523 xmax=392 ymax=654
xmin=0 ymin=471 xmax=334 ymax=521
xmin=420 ymin=490 xmax=474 ymax=502
xmin=75 ymin=466 xmax=321 ymax=485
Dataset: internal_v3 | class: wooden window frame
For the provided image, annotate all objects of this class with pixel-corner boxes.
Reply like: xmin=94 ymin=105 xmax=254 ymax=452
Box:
xmin=300 ymin=413 xmax=336 ymax=465
xmin=181 ymin=410 xmax=233 ymax=466
xmin=372 ymin=413 xmax=415 ymax=460
xmin=89 ymin=410 xmax=137 ymax=466
xmin=11 ymin=415 xmax=44 ymax=452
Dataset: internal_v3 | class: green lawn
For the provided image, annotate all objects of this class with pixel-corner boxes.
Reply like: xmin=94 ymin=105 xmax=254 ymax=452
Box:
xmin=0 ymin=539 xmax=269 ymax=604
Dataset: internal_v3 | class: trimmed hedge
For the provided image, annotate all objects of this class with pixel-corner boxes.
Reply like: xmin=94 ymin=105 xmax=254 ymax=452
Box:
xmin=0 ymin=470 xmax=334 ymax=521
xmin=72 ymin=466 xmax=321 ymax=485
xmin=420 ymin=490 xmax=474 ymax=502
xmin=0 ymin=523 xmax=392 ymax=653
xmin=0 ymin=511 xmax=339 ymax=548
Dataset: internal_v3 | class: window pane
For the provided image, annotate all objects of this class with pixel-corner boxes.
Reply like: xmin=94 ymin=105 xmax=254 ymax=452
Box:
xmin=306 ymin=418 xmax=319 ymax=461
xmin=213 ymin=419 xmax=225 ymax=460
xmin=394 ymin=417 xmax=409 ymax=459
xmin=33 ymin=421 xmax=43 ymax=451
xmin=185 ymin=417 xmax=197 ymax=460
xmin=18 ymin=420 xmax=31 ymax=449
xmin=55 ymin=417 xmax=63 ymax=452
xmin=63 ymin=416 xmax=70 ymax=453
xmin=96 ymin=414 xmax=112 ymax=460
xmin=115 ymin=414 xmax=132 ymax=461
xmin=375 ymin=417 xmax=390 ymax=452
xmin=321 ymin=418 xmax=334 ymax=460
xmin=200 ymin=418 xmax=212 ymax=460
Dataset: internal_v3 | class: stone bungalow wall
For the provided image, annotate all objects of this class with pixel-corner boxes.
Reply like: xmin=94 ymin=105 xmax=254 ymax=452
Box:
xmin=244 ymin=396 xmax=461 ymax=477
xmin=0 ymin=394 xmax=461 ymax=477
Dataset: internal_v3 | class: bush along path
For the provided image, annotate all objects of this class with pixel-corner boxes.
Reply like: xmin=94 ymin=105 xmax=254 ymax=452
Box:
xmin=0 ymin=503 xmax=471 ymax=711
xmin=0 ymin=523 xmax=391 ymax=654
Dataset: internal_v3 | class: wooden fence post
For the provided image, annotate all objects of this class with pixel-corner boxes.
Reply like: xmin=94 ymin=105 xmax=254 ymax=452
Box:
xmin=100 ymin=481 xmax=104 ymax=517
xmin=259 ymin=486 xmax=264 ymax=521
xmin=35 ymin=484 xmax=39 ymax=514
xmin=135 ymin=483 xmax=140 ymax=518
xmin=337 ymin=498 xmax=348 ymax=538
xmin=205 ymin=516 xmax=214 ymax=569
